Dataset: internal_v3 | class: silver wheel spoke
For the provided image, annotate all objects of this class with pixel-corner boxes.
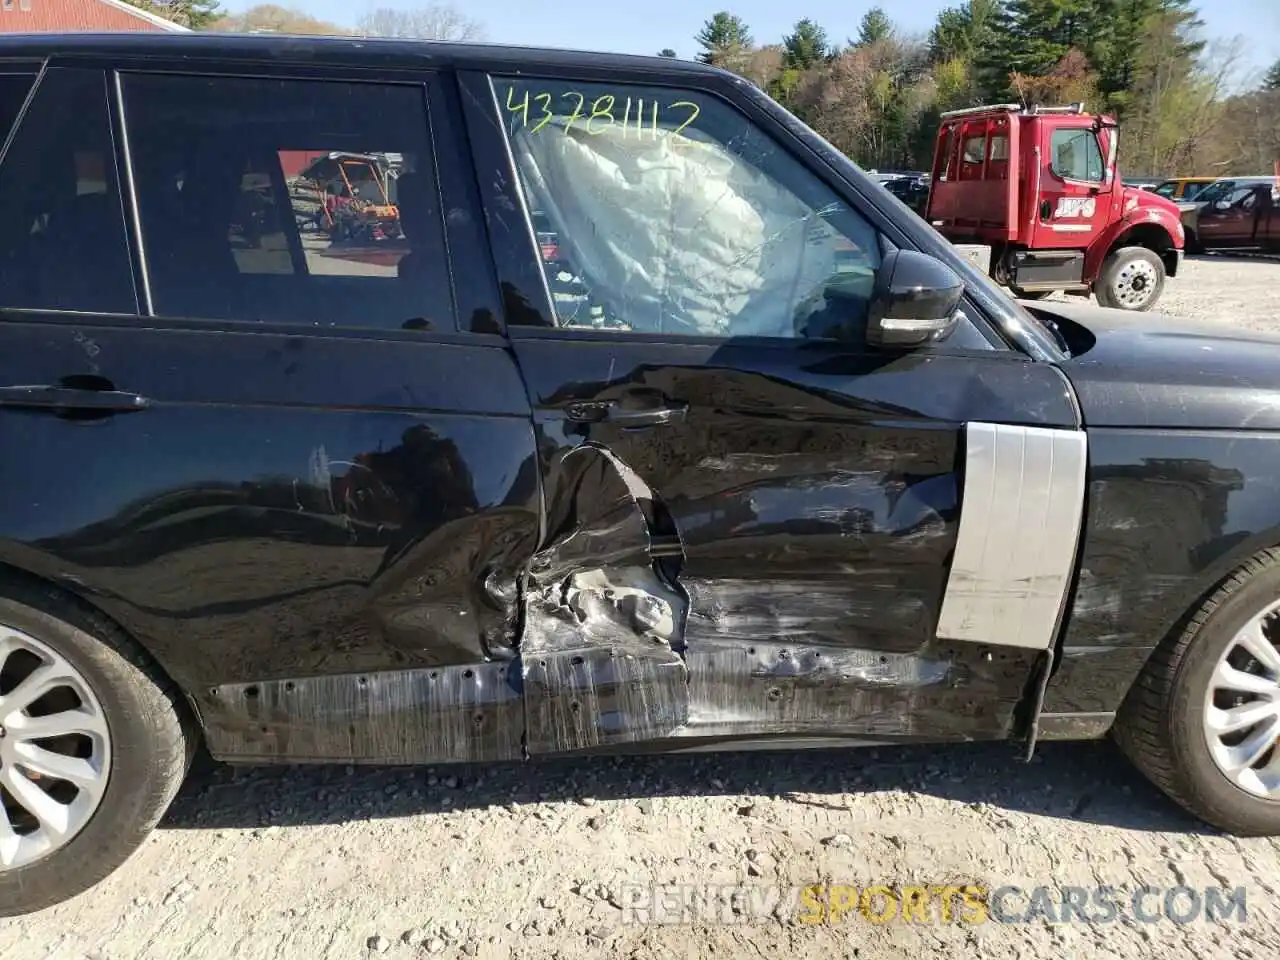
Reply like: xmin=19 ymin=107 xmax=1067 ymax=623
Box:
xmin=1212 ymin=660 xmax=1277 ymax=697
xmin=1224 ymin=715 xmax=1280 ymax=773
xmin=1235 ymin=620 xmax=1280 ymax=676
xmin=0 ymin=662 xmax=77 ymax=720
xmin=7 ymin=706 xmax=107 ymax=741
xmin=0 ymin=797 xmax=19 ymax=867
xmin=12 ymin=743 xmax=102 ymax=789
xmin=0 ymin=765 xmax=70 ymax=837
xmin=1207 ymin=699 xmax=1278 ymax=735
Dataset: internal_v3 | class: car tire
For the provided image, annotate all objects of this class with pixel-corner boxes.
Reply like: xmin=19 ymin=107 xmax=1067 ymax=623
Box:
xmin=1094 ymin=246 xmax=1165 ymax=311
xmin=1115 ymin=548 xmax=1280 ymax=835
xmin=0 ymin=579 xmax=192 ymax=916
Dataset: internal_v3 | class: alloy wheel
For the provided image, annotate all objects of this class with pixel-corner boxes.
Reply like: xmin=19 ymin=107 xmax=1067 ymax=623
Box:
xmin=1203 ymin=600 xmax=1280 ymax=799
xmin=0 ymin=625 xmax=111 ymax=870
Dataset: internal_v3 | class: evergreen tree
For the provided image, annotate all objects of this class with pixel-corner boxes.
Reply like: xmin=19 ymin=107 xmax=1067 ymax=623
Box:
xmin=1001 ymin=0 xmax=1098 ymax=76
xmin=855 ymin=7 xmax=894 ymax=47
xmin=658 ymin=48 xmax=678 ymax=57
xmin=696 ymin=12 xmax=753 ymax=64
xmin=929 ymin=0 xmax=1001 ymax=63
xmin=783 ymin=19 xmax=829 ymax=70
xmin=1264 ymin=59 xmax=1280 ymax=91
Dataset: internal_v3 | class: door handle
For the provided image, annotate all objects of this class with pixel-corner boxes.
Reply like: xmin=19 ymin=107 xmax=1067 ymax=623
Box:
xmin=564 ymin=399 xmax=688 ymax=427
xmin=0 ymin=384 xmax=151 ymax=413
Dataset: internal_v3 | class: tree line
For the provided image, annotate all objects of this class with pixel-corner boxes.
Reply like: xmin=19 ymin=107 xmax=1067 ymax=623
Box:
xmin=124 ymin=0 xmax=1278 ymax=179
xmin=689 ymin=3 xmax=1280 ymax=177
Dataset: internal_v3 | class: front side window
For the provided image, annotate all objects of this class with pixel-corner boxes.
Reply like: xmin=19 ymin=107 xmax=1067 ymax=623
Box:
xmin=492 ymin=77 xmax=882 ymax=340
xmin=123 ymin=74 xmax=453 ymax=330
xmin=1050 ymin=128 xmax=1105 ymax=183
xmin=1153 ymin=182 xmax=1177 ymax=198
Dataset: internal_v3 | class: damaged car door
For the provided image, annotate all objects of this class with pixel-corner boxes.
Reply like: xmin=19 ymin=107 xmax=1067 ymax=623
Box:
xmin=461 ymin=68 xmax=1086 ymax=755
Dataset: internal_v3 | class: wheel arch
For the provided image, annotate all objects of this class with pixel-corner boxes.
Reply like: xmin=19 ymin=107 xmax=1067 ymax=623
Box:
xmin=1105 ymin=222 xmax=1180 ymax=277
xmin=0 ymin=557 xmax=204 ymax=739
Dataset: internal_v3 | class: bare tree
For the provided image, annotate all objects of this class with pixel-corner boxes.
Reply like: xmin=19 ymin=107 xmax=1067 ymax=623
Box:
xmin=211 ymin=3 xmax=350 ymax=34
xmin=357 ymin=4 xmax=486 ymax=41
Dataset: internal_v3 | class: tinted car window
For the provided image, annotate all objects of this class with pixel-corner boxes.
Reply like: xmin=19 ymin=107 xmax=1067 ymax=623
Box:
xmin=0 ymin=69 xmax=135 ymax=314
xmin=123 ymin=74 xmax=453 ymax=330
xmin=1195 ymin=181 xmax=1234 ymax=204
xmin=1153 ymin=182 xmax=1177 ymax=198
xmin=1050 ymin=129 xmax=1104 ymax=183
xmin=0 ymin=72 xmax=34 ymax=143
xmin=492 ymin=77 xmax=882 ymax=340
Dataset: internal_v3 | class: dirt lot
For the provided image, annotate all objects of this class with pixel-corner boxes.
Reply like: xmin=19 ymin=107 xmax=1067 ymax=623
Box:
xmin=6 ymin=254 xmax=1280 ymax=960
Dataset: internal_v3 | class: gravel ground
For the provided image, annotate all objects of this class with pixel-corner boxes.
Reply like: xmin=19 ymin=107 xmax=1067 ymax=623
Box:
xmin=6 ymin=254 xmax=1280 ymax=960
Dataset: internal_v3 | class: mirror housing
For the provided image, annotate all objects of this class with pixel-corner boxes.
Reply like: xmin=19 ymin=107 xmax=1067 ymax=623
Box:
xmin=866 ymin=249 xmax=965 ymax=348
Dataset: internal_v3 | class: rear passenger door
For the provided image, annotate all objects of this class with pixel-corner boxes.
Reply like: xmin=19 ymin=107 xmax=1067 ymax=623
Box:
xmin=0 ymin=64 xmax=538 ymax=765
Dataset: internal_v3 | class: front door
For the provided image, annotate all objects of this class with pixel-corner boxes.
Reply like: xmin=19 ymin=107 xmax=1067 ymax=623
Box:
xmin=460 ymin=69 xmax=1085 ymax=753
xmin=1198 ymin=185 xmax=1264 ymax=248
xmin=1032 ymin=123 xmax=1115 ymax=250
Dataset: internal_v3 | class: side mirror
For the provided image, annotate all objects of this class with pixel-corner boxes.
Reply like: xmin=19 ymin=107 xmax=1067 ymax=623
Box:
xmin=1214 ymin=199 xmax=1231 ymax=211
xmin=866 ymin=249 xmax=964 ymax=348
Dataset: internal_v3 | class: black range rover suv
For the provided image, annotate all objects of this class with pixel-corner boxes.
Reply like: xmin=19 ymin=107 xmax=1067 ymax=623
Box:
xmin=4 ymin=33 xmax=1280 ymax=914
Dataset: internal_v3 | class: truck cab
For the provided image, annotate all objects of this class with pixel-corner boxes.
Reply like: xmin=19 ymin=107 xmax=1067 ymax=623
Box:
xmin=925 ymin=102 xmax=1184 ymax=311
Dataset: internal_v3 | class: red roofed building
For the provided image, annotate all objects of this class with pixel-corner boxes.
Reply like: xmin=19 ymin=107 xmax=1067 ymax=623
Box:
xmin=0 ymin=0 xmax=188 ymax=33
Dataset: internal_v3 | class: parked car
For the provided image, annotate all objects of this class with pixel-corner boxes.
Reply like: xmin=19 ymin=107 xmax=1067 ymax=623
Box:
xmin=1180 ymin=176 xmax=1280 ymax=252
xmin=880 ymin=173 xmax=930 ymax=215
xmin=1152 ymin=176 xmax=1218 ymax=201
xmin=8 ymin=34 xmax=1280 ymax=916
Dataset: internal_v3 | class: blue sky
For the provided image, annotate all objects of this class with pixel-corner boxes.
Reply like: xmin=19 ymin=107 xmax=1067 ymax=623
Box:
xmin=233 ymin=0 xmax=1280 ymax=77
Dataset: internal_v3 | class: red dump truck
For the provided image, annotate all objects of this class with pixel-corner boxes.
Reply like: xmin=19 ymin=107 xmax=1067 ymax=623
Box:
xmin=924 ymin=102 xmax=1185 ymax=311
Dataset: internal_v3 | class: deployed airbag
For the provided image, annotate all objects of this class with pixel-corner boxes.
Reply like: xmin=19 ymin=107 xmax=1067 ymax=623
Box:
xmin=509 ymin=119 xmax=858 ymax=337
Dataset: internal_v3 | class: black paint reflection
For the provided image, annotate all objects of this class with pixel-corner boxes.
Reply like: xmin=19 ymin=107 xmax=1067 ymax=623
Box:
xmin=13 ymin=413 xmax=539 ymax=689
xmin=1046 ymin=434 xmax=1258 ymax=715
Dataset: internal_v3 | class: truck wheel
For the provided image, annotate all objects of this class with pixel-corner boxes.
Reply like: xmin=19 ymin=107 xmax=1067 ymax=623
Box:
xmin=0 ymin=581 xmax=191 ymax=916
xmin=1115 ymin=549 xmax=1280 ymax=835
xmin=1094 ymin=247 xmax=1165 ymax=312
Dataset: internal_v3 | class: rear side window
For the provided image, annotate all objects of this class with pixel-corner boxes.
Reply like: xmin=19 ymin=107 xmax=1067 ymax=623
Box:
xmin=0 ymin=69 xmax=135 ymax=314
xmin=0 ymin=72 xmax=34 ymax=144
xmin=122 ymin=74 xmax=453 ymax=330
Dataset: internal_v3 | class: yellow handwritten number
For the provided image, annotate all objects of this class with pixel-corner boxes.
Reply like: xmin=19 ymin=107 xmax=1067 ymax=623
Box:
xmin=505 ymin=86 xmax=529 ymax=127
xmin=586 ymin=94 xmax=616 ymax=135
xmin=669 ymin=100 xmax=701 ymax=141
xmin=561 ymin=91 xmax=585 ymax=133
xmin=529 ymin=92 xmax=554 ymax=133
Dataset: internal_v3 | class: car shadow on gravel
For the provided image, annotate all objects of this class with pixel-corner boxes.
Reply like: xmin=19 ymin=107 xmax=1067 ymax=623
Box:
xmin=162 ymin=739 xmax=1214 ymax=836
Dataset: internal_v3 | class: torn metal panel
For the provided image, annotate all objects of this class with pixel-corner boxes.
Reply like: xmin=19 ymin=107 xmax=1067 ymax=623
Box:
xmin=677 ymin=637 xmax=1037 ymax=742
xmin=201 ymin=661 xmax=523 ymax=763
xmin=520 ymin=444 xmax=690 ymax=755
xmin=936 ymin=422 xmax=1088 ymax=651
